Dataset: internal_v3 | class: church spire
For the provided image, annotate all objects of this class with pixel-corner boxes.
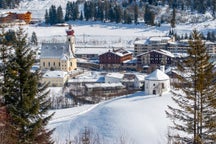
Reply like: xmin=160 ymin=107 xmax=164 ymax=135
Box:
xmin=66 ymin=25 xmax=75 ymax=56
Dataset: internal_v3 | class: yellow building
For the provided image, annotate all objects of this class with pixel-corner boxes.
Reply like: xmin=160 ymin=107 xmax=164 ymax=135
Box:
xmin=40 ymin=25 xmax=77 ymax=72
xmin=42 ymin=70 xmax=68 ymax=87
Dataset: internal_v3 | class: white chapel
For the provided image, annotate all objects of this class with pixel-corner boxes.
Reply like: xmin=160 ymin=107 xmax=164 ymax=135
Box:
xmin=145 ymin=66 xmax=170 ymax=95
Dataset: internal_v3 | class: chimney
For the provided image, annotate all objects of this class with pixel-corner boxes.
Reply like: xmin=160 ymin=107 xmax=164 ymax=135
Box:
xmin=160 ymin=65 xmax=165 ymax=73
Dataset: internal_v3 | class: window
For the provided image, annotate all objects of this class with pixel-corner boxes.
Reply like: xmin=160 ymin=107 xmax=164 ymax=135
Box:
xmin=48 ymin=62 xmax=50 ymax=67
xmin=43 ymin=62 xmax=45 ymax=67
xmin=162 ymin=83 xmax=165 ymax=89
xmin=53 ymin=62 xmax=55 ymax=66
xmin=59 ymin=62 xmax=60 ymax=66
xmin=70 ymin=62 xmax=72 ymax=66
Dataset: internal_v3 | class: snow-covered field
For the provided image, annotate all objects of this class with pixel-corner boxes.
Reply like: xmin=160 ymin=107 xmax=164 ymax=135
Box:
xmin=48 ymin=92 xmax=174 ymax=144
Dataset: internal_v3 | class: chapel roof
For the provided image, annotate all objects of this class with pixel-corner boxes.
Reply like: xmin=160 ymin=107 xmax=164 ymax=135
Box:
xmin=145 ymin=69 xmax=169 ymax=81
xmin=40 ymin=43 xmax=74 ymax=59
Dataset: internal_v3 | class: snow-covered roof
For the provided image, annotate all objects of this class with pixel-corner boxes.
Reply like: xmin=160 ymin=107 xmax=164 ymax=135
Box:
xmin=137 ymin=49 xmax=174 ymax=58
xmin=76 ymin=48 xmax=109 ymax=55
xmin=106 ymin=73 xmax=124 ymax=79
xmin=149 ymin=36 xmax=171 ymax=42
xmin=68 ymin=76 xmax=104 ymax=83
xmin=43 ymin=70 xmax=68 ymax=78
xmin=85 ymin=82 xmax=124 ymax=89
xmin=134 ymin=39 xmax=148 ymax=45
xmin=40 ymin=43 xmax=74 ymax=59
xmin=135 ymin=74 xmax=146 ymax=81
xmin=145 ymin=69 xmax=169 ymax=81
xmin=100 ymin=48 xmax=132 ymax=57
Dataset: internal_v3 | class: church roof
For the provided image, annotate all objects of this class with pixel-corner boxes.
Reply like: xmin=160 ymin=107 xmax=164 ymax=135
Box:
xmin=40 ymin=43 xmax=74 ymax=59
xmin=145 ymin=69 xmax=169 ymax=81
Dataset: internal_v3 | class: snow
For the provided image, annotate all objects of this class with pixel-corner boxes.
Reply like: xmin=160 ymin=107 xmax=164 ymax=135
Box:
xmin=48 ymin=91 xmax=174 ymax=143
xmin=1 ymin=0 xmax=216 ymax=143
xmin=145 ymin=69 xmax=169 ymax=81
xmin=43 ymin=70 xmax=68 ymax=78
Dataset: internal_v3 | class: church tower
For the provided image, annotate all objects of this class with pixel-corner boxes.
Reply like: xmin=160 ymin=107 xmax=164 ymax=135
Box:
xmin=66 ymin=25 xmax=75 ymax=56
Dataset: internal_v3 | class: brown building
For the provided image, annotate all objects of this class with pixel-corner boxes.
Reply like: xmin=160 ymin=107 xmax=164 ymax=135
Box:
xmin=0 ymin=11 xmax=32 ymax=24
xmin=99 ymin=48 xmax=133 ymax=70
xmin=137 ymin=49 xmax=175 ymax=70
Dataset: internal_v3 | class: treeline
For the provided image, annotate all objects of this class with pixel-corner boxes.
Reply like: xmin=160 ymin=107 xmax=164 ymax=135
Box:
xmin=0 ymin=0 xmax=20 ymax=9
xmin=141 ymin=0 xmax=216 ymax=14
xmin=172 ymin=30 xmax=216 ymax=42
xmin=45 ymin=1 xmax=134 ymax=25
xmin=44 ymin=0 xmax=216 ymax=26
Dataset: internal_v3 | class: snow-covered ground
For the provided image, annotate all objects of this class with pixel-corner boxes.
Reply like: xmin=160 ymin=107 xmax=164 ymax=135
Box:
xmin=48 ymin=91 xmax=174 ymax=144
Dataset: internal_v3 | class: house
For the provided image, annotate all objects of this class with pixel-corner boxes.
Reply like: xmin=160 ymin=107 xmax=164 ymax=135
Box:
xmin=40 ymin=25 xmax=77 ymax=72
xmin=134 ymin=74 xmax=146 ymax=89
xmin=0 ymin=11 xmax=31 ymax=25
xmin=145 ymin=66 xmax=170 ymax=95
xmin=42 ymin=70 xmax=69 ymax=87
xmin=99 ymin=48 xmax=133 ymax=70
xmin=137 ymin=49 xmax=175 ymax=70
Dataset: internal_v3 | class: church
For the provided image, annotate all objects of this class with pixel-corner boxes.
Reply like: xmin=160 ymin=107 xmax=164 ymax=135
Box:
xmin=40 ymin=25 xmax=77 ymax=72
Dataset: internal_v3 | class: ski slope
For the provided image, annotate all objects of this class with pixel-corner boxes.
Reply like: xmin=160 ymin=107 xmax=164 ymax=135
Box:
xmin=48 ymin=92 xmax=175 ymax=144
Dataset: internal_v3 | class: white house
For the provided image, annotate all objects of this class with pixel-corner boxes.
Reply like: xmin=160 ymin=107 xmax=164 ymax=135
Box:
xmin=134 ymin=74 xmax=146 ymax=89
xmin=145 ymin=67 xmax=170 ymax=95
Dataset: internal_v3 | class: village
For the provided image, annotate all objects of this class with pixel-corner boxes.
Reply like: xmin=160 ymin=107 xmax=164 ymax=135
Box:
xmin=33 ymin=23 xmax=216 ymax=108
xmin=1 ymin=0 xmax=216 ymax=141
xmin=1 ymin=11 xmax=216 ymax=108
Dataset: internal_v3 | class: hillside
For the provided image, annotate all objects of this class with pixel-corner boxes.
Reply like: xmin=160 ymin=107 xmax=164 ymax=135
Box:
xmin=48 ymin=91 xmax=175 ymax=144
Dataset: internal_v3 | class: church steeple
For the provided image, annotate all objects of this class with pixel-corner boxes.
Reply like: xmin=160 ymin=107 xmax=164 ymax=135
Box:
xmin=66 ymin=25 xmax=75 ymax=56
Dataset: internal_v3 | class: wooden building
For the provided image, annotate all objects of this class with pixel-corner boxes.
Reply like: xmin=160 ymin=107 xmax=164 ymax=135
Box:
xmin=0 ymin=11 xmax=32 ymax=24
xmin=99 ymin=48 xmax=133 ymax=70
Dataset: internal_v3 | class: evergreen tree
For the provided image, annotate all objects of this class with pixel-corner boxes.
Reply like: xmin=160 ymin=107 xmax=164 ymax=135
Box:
xmin=212 ymin=0 xmax=216 ymax=19
xmin=144 ymin=4 xmax=155 ymax=26
xmin=170 ymin=8 xmax=176 ymax=28
xmin=30 ymin=31 xmax=38 ymax=46
xmin=2 ymin=27 xmax=54 ymax=144
xmin=49 ymin=5 xmax=57 ymax=25
xmin=72 ymin=2 xmax=79 ymax=21
xmin=114 ymin=5 xmax=122 ymax=23
xmin=65 ymin=2 xmax=72 ymax=21
xmin=166 ymin=30 xmax=216 ymax=143
xmin=45 ymin=9 xmax=50 ymax=24
xmin=57 ymin=6 xmax=64 ymax=23
xmin=134 ymin=4 xmax=138 ymax=24
xmin=0 ymin=0 xmax=7 ymax=9
xmin=5 ymin=29 xmax=16 ymax=45
xmin=79 ymin=11 xmax=84 ymax=21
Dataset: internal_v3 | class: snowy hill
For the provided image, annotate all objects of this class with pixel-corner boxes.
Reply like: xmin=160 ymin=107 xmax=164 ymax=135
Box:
xmin=48 ymin=92 xmax=174 ymax=144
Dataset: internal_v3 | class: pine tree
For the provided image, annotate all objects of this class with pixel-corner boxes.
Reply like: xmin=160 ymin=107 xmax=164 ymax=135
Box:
xmin=166 ymin=30 xmax=216 ymax=143
xmin=79 ymin=11 xmax=84 ymax=21
xmin=49 ymin=5 xmax=57 ymax=25
xmin=2 ymin=27 xmax=54 ymax=144
xmin=30 ymin=31 xmax=38 ymax=46
xmin=57 ymin=6 xmax=64 ymax=23
xmin=144 ymin=4 xmax=155 ymax=26
xmin=45 ymin=9 xmax=50 ymax=24
xmin=134 ymin=4 xmax=138 ymax=24
xmin=170 ymin=8 xmax=176 ymax=28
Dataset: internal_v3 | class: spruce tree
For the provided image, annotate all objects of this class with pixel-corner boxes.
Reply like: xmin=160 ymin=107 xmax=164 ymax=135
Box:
xmin=57 ymin=6 xmax=64 ymax=23
xmin=134 ymin=4 xmax=138 ymax=24
xmin=2 ymin=27 xmax=54 ymax=144
xmin=45 ymin=9 xmax=49 ymax=24
xmin=30 ymin=31 xmax=38 ymax=46
xmin=166 ymin=30 xmax=216 ymax=143
xmin=170 ymin=8 xmax=176 ymax=28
